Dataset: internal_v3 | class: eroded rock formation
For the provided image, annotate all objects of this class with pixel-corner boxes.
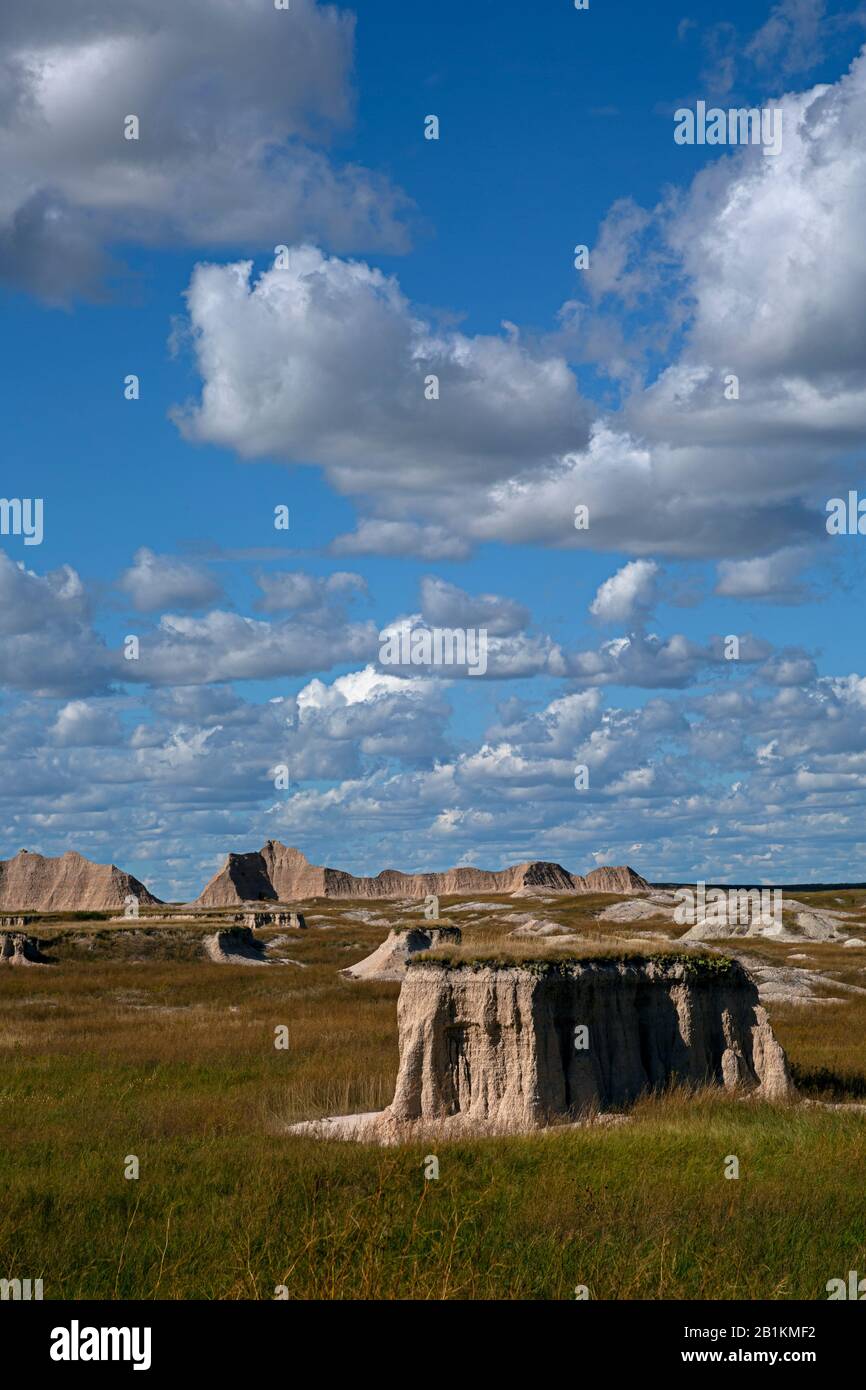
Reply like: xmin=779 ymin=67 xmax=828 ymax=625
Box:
xmin=195 ymin=841 xmax=650 ymax=905
xmin=289 ymin=955 xmax=794 ymax=1142
xmin=0 ymin=850 xmax=160 ymax=913
xmin=583 ymin=866 xmax=652 ymax=894
xmin=0 ymin=932 xmax=50 ymax=966
xmin=679 ymin=898 xmax=851 ymax=945
xmin=239 ymin=909 xmax=306 ymax=930
xmin=342 ymin=926 xmax=462 ymax=982
xmin=202 ymin=928 xmax=271 ymax=965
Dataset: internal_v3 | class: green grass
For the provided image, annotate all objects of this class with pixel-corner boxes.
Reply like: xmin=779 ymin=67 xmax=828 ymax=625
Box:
xmin=413 ymin=944 xmax=738 ymax=977
xmin=2 ymin=892 xmax=866 ymax=1299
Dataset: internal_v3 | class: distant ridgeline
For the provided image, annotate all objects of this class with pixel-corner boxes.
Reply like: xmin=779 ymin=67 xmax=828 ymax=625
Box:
xmin=0 ymin=843 xmax=651 ymax=910
xmin=194 ymin=842 xmax=651 ymax=905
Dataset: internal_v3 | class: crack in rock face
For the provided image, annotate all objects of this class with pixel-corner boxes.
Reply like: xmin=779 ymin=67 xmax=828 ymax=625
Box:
xmin=288 ymin=956 xmax=794 ymax=1143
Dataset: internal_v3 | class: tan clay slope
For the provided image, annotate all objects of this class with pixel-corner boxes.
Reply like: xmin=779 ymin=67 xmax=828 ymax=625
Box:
xmin=585 ymin=866 xmax=651 ymax=894
xmin=195 ymin=841 xmax=650 ymax=905
xmin=0 ymin=850 xmax=161 ymax=912
xmin=197 ymin=843 xmax=325 ymax=905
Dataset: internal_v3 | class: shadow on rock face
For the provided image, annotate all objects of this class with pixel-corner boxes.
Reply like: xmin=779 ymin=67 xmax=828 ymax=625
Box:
xmin=0 ymin=932 xmax=53 ymax=965
xmin=202 ymin=927 xmax=272 ymax=965
xmin=341 ymin=926 xmax=462 ymax=982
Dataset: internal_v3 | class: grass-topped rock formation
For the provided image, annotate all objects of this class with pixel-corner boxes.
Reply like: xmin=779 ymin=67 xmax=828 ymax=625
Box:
xmin=342 ymin=925 xmax=462 ymax=981
xmin=291 ymin=950 xmax=793 ymax=1142
xmin=392 ymin=953 xmax=793 ymax=1127
xmin=196 ymin=840 xmax=649 ymax=905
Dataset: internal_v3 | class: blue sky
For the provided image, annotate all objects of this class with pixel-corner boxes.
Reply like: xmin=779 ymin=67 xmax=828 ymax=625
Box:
xmin=2 ymin=0 xmax=866 ymax=897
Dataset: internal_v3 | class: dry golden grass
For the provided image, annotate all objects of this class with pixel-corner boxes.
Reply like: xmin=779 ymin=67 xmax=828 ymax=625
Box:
xmin=1 ymin=889 xmax=865 ymax=1298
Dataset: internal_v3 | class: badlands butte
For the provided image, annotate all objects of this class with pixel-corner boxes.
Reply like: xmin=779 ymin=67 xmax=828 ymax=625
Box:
xmin=0 ymin=842 xmax=649 ymax=912
xmin=195 ymin=841 xmax=651 ymax=907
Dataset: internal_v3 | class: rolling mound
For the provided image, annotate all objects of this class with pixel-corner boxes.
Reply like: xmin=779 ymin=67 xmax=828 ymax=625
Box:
xmin=194 ymin=841 xmax=650 ymax=906
xmin=584 ymin=866 xmax=651 ymax=894
xmin=0 ymin=850 xmax=161 ymax=913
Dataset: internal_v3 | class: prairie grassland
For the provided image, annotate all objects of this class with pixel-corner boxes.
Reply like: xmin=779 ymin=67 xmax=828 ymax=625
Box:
xmin=1 ymin=893 xmax=865 ymax=1300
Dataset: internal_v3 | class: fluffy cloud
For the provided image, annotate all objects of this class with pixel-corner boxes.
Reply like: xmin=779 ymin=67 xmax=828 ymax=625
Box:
xmin=715 ymin=546 xmax=816 ymax=601
xmin=482 ymin=428 xmax=821 ymax=557
xmin=119 ymin=548 xmax=223 ymax=612
xmin=758 ymin=650 xmax=819 ymax=685
xmin=624 ymin=53 xmax=866 ymax=456
xmin=376 ymin=613 xmax=567 ymax=681
xmin=590 ymin=560 xmax=660 ymax=624
xmin=331 ymin=519 xmax=470 ymax=560
xmin=419 ymin=576 xmax=530 ymax=636
xmin=50 ymin=700 xmax=124 ymax=747
xmin=297 ymin=665 xmax=436 ymax=710
xmin=174 ymin=247 xmax=590 ymax=497
xmin=173 ymin=51 xmax=866 ymax=567
xmin=130 ymin=609 xmax=378 ymax=685
xmin=294 ymin=665 xmax=450 ymax=764
xmin=0 ymin=550 xmax=387 ymax=694
xmin=0 ymin=552 xmax=115 ymax=697
xmin=0 ymin=0 xmax=410 ymax=301
xmin=563 ymin=631 xmax=775 ymax=689
xmin=254 ymin=569 xmax=366 ymax=614
xmin=501 ymin=53 xmax=866 ymax=559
